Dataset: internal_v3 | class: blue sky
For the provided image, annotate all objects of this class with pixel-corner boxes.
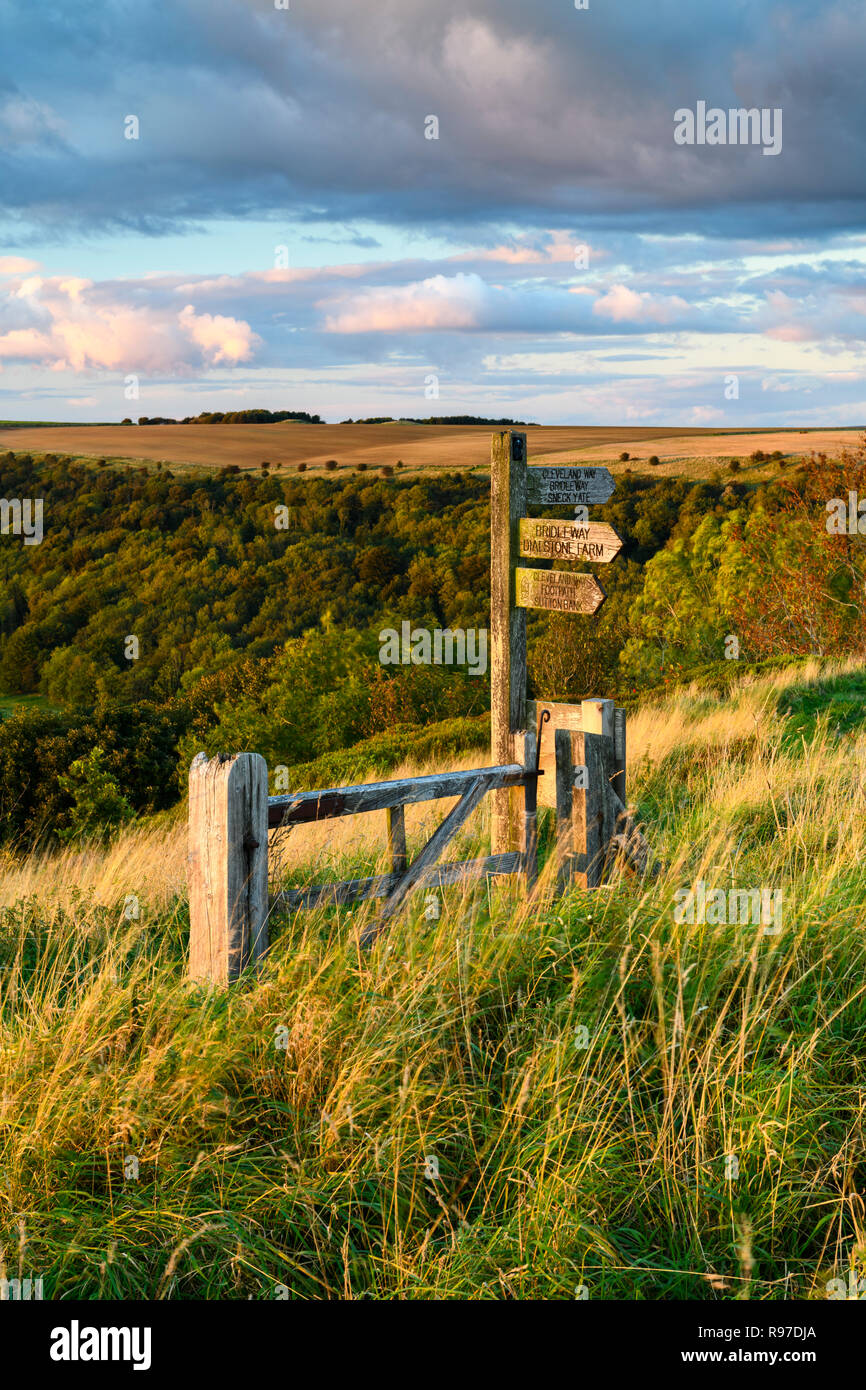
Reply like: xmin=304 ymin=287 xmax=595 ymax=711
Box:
xmin=1 ymin=0 xmax=865 ymax=424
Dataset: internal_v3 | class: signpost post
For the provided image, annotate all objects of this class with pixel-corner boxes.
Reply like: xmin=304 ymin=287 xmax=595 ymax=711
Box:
xmin=489 ymin=433 xmax=632 ymax=873
xmin=490 ymin=431 xmax=527 ymax=855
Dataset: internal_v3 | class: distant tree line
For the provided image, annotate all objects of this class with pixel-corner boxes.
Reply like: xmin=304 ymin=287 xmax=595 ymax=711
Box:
xmin=128 ymin=409 xmax=322 ymax=425
xmin=341 ymin=416 xmax=540 ymax=426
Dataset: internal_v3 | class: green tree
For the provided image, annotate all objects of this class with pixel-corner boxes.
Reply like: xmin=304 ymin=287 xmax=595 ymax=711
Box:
xmin=57 ymin=746 xmax=135 ymax=843
xmin=619 ymin=513 xmax=733 ymax=683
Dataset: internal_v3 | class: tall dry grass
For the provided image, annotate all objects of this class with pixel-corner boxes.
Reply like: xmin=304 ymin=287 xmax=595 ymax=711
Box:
xmin=0 ymin=660 xmax=864 ymax=1299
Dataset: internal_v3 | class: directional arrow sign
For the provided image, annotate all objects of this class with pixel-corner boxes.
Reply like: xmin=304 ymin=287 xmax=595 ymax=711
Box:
xmin=526 ymin=465 xmax=615 ymax=507
xmin=518 ymin=519 xmax=623 ymax=564
xmin=515 ymin=567 xmax=606 ymax=615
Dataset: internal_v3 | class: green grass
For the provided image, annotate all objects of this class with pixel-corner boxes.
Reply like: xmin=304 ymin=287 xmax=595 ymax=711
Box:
xmin=777 ymin=669 xmax=866 ymax=747
xmin=0 ymin=692 xmax=55 ymax=720
xmin=0 ymin=661 xmax=864 ymax=1299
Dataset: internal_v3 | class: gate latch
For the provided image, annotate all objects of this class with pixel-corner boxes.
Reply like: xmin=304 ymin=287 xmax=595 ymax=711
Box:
xmin=535 ymin=707 xmax=550 ymax=776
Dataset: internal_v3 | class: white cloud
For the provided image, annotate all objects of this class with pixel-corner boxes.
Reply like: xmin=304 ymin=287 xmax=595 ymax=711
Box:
xmin=321 ymin=272 xmax=487 ymax=333
xmin=178 ymin=304 xmax=260 ymax=364
xmin=592 ymin=283 xmax=691 ymax=324
xmin=0 ymin=277 xmax=260 ymax=371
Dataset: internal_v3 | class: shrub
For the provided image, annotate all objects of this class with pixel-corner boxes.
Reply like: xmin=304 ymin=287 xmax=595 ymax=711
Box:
xmin=261 ymin=461 xmax=270 ymax=471
xmin=729 ymin=459 xmax=741 ymax=473
xmin=648 ymin=455 xmax=660 ymax=467
xmin=56 ymin=746 xmax=135 ymax=843
xmin=619 ymin=451 xmax=630 ymax=462
xmin=381 ymin=464 xmax=394 ymax=477
xmin=750 ymin=449 xmax=766 ymax=463
xmin=324 ymin=459 xmax=339 ymax=472
xmin=397 ymin=460 xmax=404 ymax=468
xmin=296 ymin=462 xmax=307 ymax=472
xmin=357 ymin=462 xmax=367 ymax=472
xmin=0 ymin=703 xmax=189 ymax=845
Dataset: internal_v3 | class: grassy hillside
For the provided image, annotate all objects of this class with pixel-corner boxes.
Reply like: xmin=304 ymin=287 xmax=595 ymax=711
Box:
xmin=1 ymin=658 xmax=864 ymax=1299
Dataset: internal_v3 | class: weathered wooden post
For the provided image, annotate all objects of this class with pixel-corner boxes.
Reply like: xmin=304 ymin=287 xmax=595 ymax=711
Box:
xmin=552 ymin=697 xmax=655 ymax=888
xmin=576 ymin=699 xmax=617 ymax=888
xmin=188 ymin=752 xmax=269 ymax=985
xmin=518 ymin=724 xmax=538 ymax=893
xmin=490 ymin=429 xmax=527 ymax=855
xmin=555 ymin=707 xmax=617 ymax=891
xmin=613 ymin=706 xmax=626 ymax=805
xmin=387 ymin=805 xmax=407 ymax=877
xmin=555 ymin=727 xmax=578 ymax=891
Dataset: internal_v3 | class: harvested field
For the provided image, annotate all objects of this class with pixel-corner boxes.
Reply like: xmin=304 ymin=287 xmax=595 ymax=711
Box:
xmin=0 ymin=421 xmax=860 ymax=477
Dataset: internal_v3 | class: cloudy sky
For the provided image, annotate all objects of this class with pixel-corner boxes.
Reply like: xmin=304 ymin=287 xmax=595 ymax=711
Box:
xmin=1 ymin=0 xmax=865 ymax=424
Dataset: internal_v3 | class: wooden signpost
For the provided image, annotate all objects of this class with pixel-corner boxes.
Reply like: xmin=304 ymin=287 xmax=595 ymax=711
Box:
xmin=526 ymin=465 xmax=616 ymax=507
xmin=515 ymin=567 xmax=606 ymax=615
xmin=518 ymin=519 xmax=622 ymax=564
xmin=490 ymin=431 xmax=646 ymax=886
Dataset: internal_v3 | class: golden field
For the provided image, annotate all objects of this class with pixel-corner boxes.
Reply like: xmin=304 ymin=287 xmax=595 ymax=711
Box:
xmin=1 ymin=420 xmax=860 ymax=478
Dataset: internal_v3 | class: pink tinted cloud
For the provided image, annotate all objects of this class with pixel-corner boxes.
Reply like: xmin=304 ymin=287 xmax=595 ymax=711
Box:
xmin=0 ymin=257 xmax=40 ymax=275
xmin=321 ymin=272 xmax=486 ymax=333
xmin=459 ymin=231 xmax=601 ymax=267
xmin=592 ymin=283 xmax=691 ymax=324
xmin=178 ymin=304 xmax=260 ymax=363
xmin=0 ymin=276 xmax=259 ymax=371
xmin=756 ymin=290 xmax=818 ymax=343
xmin=0 ymin=327 xmax=55 ymax=359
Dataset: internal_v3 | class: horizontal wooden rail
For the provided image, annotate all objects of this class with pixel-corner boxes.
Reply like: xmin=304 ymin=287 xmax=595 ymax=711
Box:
xmin=271 ymin=852 xmax=521 ymax=912
xmin=267 ymin=763 xmax=528 ymax=827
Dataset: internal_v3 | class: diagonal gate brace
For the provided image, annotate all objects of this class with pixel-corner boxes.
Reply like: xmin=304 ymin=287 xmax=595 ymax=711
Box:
xmin=359 ymin=773 xmax=492 ymax=947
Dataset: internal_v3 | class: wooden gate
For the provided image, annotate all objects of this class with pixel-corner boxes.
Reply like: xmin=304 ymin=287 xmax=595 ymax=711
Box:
xmin=186 ymin=430 xmax=652 ymax=985
xmin=188 ymin=748 xmax=539 ymax=983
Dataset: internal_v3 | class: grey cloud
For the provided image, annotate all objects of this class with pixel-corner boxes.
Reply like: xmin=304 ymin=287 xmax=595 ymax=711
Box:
xmin=1 ymin=0 xmax=865 ymax=241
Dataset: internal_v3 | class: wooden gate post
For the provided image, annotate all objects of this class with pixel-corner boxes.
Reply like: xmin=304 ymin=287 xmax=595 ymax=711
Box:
xmin=555 ymin=699 xmax=619 ymax=891
xmin=554 ymin=729 xmax=579 ymax=891
xmin=188 ymin=752 xmax=269 ymax=985
xmin=517 ymin=724 xmax=538 ymax=893
xmin=490 ymin=429 xmax=527 ymax=854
